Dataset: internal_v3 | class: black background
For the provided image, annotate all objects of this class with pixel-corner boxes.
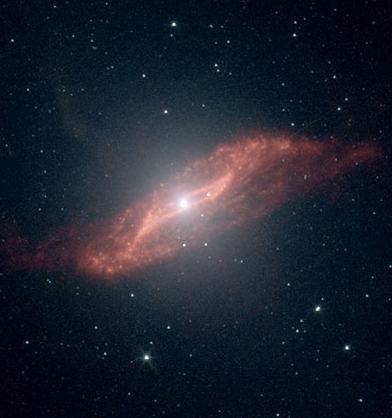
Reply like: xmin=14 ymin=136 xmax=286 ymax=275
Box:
xmin=1 ymin=1 xmax=392 ymax=417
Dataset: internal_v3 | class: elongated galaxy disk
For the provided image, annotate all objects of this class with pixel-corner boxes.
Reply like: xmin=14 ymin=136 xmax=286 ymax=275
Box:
xmin=1 ymin=134 xmax=380 ymax=278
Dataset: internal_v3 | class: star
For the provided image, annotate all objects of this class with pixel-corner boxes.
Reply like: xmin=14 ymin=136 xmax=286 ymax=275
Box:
xmin=138 ymin=351 xmax=154 ymax=366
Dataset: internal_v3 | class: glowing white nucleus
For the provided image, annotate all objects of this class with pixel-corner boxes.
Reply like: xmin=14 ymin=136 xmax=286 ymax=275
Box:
xmin=179 ymin=199 xmax=188 ymax=208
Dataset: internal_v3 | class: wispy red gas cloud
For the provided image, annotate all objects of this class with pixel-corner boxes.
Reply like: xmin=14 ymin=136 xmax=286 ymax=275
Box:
xmin=1 ymin=134 xmax=380 ymax=278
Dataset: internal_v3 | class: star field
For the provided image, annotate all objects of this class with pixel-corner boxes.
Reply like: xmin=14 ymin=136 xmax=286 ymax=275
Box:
xmin=1 ymin=1 xmax=391 ymax=418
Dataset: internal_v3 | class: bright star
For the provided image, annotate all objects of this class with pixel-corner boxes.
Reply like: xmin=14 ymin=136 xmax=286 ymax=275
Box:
xmin=139 ymin=351 xmax=153 ymax=366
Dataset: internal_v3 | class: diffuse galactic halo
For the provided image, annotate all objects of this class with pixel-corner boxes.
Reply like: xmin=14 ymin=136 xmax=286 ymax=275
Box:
xmin=2 ymin=134 xmax=380 ymax=279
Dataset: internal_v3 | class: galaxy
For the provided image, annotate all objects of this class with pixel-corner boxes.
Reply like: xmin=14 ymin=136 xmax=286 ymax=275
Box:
xmin=3 ymin=135 xmax=380 ymax=279
xmin=1 ymin=2 xmax=391 ymax=418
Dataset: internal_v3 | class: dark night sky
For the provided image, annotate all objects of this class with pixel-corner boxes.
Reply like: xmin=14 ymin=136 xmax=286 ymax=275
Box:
xmin=1 ymin=1 xmax=392 ymax=417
